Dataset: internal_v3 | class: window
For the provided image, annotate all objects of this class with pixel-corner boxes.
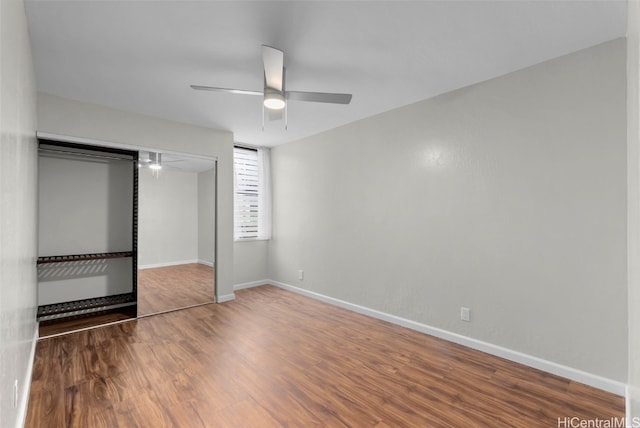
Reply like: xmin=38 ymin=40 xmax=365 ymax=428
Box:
xmin=233 ymin=146 xmax=271 ymax=240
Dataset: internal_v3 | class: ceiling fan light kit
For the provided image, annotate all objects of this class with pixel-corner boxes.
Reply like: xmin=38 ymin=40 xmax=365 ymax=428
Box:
xmin=191 ymin=45 xmax=352 ymax=130
xmin=149 ymin=152 xmax=162 ymax=170
xmin=263 ymin=88 xmax=286 ymax=110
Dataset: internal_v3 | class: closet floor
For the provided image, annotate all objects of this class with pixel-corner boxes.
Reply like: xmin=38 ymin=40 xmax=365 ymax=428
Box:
xmin=39 ymin=308 xmax=137 ymax=338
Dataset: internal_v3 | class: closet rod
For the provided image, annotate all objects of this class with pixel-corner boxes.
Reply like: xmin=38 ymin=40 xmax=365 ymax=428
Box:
xmin=39 ymin=147 xmax=135 ymax=162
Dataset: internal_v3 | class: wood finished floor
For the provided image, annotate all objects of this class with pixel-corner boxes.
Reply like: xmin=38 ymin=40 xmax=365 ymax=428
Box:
xmin=39 ymin=264 xmax=215 ymax=337
xmin=137 ymin=263 xmax=214 ymax=316
xmin=26 ymin=285 xmax=623 ymax=427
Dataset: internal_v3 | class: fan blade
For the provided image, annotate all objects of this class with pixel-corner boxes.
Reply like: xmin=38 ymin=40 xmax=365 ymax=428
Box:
xmin=287 ymin=91 xmax=352 ymax=104
xmin=190 ymin=85 xmax=262 ymax=96
xmin=262 ymin=45 xmax=284 ymax=91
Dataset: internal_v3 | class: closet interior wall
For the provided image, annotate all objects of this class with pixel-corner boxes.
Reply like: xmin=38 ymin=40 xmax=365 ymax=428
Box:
xmin=37 ymin=140 xmax=138 ymax=321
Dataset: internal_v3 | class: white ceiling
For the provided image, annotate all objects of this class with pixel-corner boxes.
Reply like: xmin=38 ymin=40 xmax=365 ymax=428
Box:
xmin=25 ymin=1 xmax=626 ymax=148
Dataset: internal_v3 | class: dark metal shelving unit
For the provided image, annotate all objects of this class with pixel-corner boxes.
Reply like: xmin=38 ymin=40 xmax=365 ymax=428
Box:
xmin=36 ymin=140 xmax=138 ymax=323
xmin=37 ymin=293 xmax=137 ymax=321
xmin=37 ymin=251 xmax=133 ymax=264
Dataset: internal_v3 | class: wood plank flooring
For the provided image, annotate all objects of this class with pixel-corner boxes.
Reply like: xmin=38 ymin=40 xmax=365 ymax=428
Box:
xmin=137 ymin=263 xmax=214 ymax=316
xmin=39 ymin=264 xmax=214 ymax=337
xmin=26 ymin=285 xmax=624 ymax=427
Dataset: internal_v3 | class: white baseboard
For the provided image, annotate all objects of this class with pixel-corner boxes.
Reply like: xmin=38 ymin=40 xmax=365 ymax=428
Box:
xmin=17 ymin=324 xmax=38 ymax=428
xmin=198 ymin=259 xmax=215 ymax=268
xmin=234 ymin=280 xmax=268 ymax=291
xmin=138 ymin=259 xmax=199 ymax=270
xmin=217 ymin=292 xmax=236 ymax=303
xmin=267 ymin=279 xmax=626 ymax=397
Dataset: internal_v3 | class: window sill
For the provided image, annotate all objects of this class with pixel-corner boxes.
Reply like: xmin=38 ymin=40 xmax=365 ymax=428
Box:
xmin=234 ymin=238 xmax=271 ymax=243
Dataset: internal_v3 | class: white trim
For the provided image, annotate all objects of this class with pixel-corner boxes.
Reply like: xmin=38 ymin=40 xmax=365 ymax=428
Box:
xmin=217 ymin=293 xmax=236 ymax=303
xmin=198 ymin=259 xmax=215 ymax=267
xmin=267 ymin=279 xmax=626 ymax=396
xmin=234 ymin=280 xmax=268 ymax=291
xmin=16 ymin=325 xmax=38 ymax=428
xmin=138 ymin=260 xmax=200 ymax=270
xmin=234 ymin=237 xmax=270 ymax=243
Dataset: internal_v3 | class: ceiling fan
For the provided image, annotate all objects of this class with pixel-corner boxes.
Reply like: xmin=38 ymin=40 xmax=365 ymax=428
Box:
xmin=139 ymin=152 xmax=180 ymax=171
xmin=191 ymin=45 xmax=352 ymax=129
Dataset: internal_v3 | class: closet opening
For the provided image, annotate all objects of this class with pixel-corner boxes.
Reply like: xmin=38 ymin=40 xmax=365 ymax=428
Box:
xmin=36 ymin=136 xmax=219 ymax=336
xmin=37 ymin=140 xmax=138 ymax=335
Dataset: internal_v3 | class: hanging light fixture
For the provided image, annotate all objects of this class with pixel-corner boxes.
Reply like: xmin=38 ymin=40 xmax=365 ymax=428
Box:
xmin=149 ymin=152 xmax=162 ymax=170
xmin=263 ymin=88 xmax=285 ymax=110
xmin=149 ymin=152 xmax=162 ymax=177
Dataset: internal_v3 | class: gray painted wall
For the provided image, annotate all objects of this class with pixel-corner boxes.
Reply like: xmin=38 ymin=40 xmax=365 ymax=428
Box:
xmin=139 ymin=168 xmax=198 ymax=267
xmin=38 ymin=153 xmax=134 ymax=305
xmin=0 ymin=0 xmax=38 ymax=425
xmin=269 ymin=40 xmax=627 ymax=382
xmin=234 ymin=240 xmax=268 ymax=285
xmin=38 ymin=154 xmax=133 ymax=255
xmin=628 ymin=1 xmax=640 ymax=420
xmin=38 ymin=153 xmax=133 ymax=256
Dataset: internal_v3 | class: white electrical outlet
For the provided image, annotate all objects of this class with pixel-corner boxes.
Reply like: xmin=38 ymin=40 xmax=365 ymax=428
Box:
xmin=298 ymin=270 xmax=304 ymax=281
xmin=461 ymin=307 xmax=471 ymax=322
xmin=13 ymin=380 xmax=18 ymax=409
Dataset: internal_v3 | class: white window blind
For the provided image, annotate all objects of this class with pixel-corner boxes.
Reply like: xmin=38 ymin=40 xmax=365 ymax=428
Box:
xmin=234 ymin=146 xmax=271 ymax=240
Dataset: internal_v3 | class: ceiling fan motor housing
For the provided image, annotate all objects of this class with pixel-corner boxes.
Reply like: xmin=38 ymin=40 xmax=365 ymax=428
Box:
xmin=263 ymin=86 xmax=285 ymax=110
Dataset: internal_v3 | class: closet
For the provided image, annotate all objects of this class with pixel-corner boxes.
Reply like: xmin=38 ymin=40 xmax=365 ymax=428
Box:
xmin=37 ymin=140 xmax=138 ymax=324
